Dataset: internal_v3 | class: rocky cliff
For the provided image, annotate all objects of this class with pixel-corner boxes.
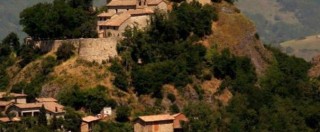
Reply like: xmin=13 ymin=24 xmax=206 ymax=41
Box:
xmin=206 ymin=2 xmax=272 ymax=75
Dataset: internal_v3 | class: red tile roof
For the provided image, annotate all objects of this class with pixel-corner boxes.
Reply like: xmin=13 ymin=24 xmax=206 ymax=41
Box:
xmin=36 ymin=97 xmax=57 ymax=103
xmin=82 ymin=116 xmax=100 ymax=123
xmin=102 ymin=13 xmax=131 ymax=27
xmin=147 ymin=0 xmax=163 ymax=5
xmin=127 ymin=8 xmax=154 ymax=15
xmin=138 ymin=114 xmax=174 ymax=122
xmin=107 ymin=0 xmax=136 ymax=7
xmin=0 ymin=92 xmax=27 ymax=98
xmin=98 ymin=12 xmax=116 ymax=17
xmin=0 ymin=101 xmax=13 ymax=106
xmin=172 ymin=113 xmax=189 ymax=129
xmin=14 ymin=102 xmax=65 ymax=114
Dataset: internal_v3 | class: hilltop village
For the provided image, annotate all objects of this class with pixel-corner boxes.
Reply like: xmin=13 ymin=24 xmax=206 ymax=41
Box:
xmin=97 ymin=0 xmax=167 ymax=38
xmin=1 ymin=0 xmax=191 ymax=131
xmin=1 ymin=0 xmax=320 ymax=131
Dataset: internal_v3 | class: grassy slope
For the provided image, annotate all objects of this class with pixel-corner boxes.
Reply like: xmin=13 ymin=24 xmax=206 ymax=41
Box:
xmin=207 ymin=2 xmax=272 ymax=75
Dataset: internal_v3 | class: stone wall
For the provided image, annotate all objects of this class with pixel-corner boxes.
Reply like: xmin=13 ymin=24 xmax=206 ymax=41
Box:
xmin=35 ymin=38 xmax=119 ymax=63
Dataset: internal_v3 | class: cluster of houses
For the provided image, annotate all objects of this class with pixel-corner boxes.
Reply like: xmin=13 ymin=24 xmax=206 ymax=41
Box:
xmin=0 ymin=92 xmax=65 ymax=123
xmin=96 ymin=0 xmax=168 ymax=38
xmin=82 ymin=112 xmax=189 ymax=132
xmin=0 ymin=92 xmax=189 ymax=132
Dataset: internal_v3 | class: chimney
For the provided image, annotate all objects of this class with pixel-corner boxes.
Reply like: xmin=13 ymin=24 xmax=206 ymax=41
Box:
xmin=21 ymin=89 xmax=24 ymax=94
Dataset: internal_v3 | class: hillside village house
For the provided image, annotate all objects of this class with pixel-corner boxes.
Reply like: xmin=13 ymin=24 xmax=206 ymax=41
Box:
xmin=0 ymin=92 xmax=27 ymax=104
xmin=5 ymin=96 xmax=65 ymax=120
xmin=97 ymin=0 xmax=167 ymax=38
xmin=81 ymin=116 xmax=101 ymax=132
xmin=134 ymin=113 xmax=188 ymax=132
xmin=172 ymin=113 xmax=189 ymax=132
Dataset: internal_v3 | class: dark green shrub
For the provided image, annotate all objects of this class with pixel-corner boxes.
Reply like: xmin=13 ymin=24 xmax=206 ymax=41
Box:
xmin=116 ymin=106 xmax=131 ymax=122
xmin=170 ymin=104 xmax=180 ymax=113
xmin=167 ymin=93 xmax=176 ymax=102
xmin=56 ymin=43 xmax=75 ymax=61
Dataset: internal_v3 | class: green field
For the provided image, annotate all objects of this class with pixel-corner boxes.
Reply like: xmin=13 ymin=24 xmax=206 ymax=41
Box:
xmin=280 ymin=35 xmax=320 ymax=61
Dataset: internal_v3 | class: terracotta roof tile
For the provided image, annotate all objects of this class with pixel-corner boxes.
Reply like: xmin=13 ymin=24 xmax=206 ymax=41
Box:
xmin=36 ymin=97 xmax=57 ymax=102
xmin=138 ymin=114 xmax=174 ymax=122
xmin=98 ymin=12 xmax=116 ymax=17
xmin=0 ymin=101 xmax=13 ymax=106
xmin=127 ymin=8 xmax=154 ymax=15
xmin=43 ymin=102 xmax=64 ymax=113
xmin=14 ymin=102 xmax=65 ymax=113
xmin=107 ymin=0 xmax=136 ymax=7
xmin=147 ymin=0 xmax=163 ymax=5
xmin=102 ymin=13 xmax=131 ymax=26
xmin=0 ymin=92 xmax=27 ymax=98
xmin=172 ymin=113 xmax=188 ymax=129
xmin=15 ymin=103 xmax=42 ymax=109
xmin=82 ymin=116 xmax=100 ymax=122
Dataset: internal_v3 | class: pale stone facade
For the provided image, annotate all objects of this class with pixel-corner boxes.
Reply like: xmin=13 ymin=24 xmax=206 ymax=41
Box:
xmin=35 ymin=38 xmax=118 ymax=63
xmin=6 ymin=101 xmax=65 ymax=120
xmin=81 ymin=116 xmax=100 ymax=132
xmin=134 ymin=114 xmax=174 ymax=132
xmin=97 ymin=0 xmax=168 ymax=38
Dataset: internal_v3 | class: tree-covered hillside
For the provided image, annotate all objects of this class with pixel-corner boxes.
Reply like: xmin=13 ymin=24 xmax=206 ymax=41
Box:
xmin=236 ymin=0 xmax=320 ymax=44
xmin=1 ymin=0 xmax=319 ymax=131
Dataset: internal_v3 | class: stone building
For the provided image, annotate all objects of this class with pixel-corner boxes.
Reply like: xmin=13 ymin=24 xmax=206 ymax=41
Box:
xmin=172 ymin=113 xmax=189 ymax=132
xmin=134 ymin=113 xmax=189 ymax=132
xmin=97 ymin=0 xmax=167 ymax=38
xmin=0 ymin=101 xmax=13 ymax=114
xmin=134 ymin=114 xmax=175 ymax=132
xmin=81 ymin=116 xmax=101 ymax=132
xmin=0 ymin=92 xmax=27 ymax=104
xmin=6 ymin=101 xmax=65 ymax=120
xmin=35 ymin=97 xmax=58 ymax=103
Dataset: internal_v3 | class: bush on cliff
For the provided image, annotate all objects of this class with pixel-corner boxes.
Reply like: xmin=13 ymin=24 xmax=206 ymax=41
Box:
xmin=56 ymin=42 xmax=75 ymax=61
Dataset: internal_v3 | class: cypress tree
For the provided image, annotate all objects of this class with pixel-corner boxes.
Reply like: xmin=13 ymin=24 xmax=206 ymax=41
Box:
xmin=38 ymin=104 xmax=47 ymax=126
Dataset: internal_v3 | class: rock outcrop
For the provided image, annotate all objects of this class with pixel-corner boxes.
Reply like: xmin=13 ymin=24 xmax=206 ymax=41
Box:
xmin=208 ymin=2 xmax=272 ymax=75
xmin=308 ymin=55 xmax=320 ymax=78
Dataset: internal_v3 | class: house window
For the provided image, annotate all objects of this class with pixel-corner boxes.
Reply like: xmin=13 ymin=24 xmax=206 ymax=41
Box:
xmin=139 ymin=1 xmax=141 ymax=5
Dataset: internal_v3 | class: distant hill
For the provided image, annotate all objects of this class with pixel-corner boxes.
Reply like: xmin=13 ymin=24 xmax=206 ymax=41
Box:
xmin=0 ymin=0 xmax=105 ymax=41
xmin=280 ymin=34 xmax=320 ymax=61
xmin=236 ymin=0 xmax=320 ymax=44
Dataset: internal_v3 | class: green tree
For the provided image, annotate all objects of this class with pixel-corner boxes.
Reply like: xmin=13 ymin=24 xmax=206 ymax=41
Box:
xmin=20 ymin=0 xmax=97 ymax=39
xmin=2 ymin=32 xmax=20 ymax=52
xmin=116 ymin=106 xmax=131 ymax=122
xmin=63 ymin=107 xmax=82 ymax=132
xmin=38 ymin=105 xmax=47 ymax=126
xmin=183 ymin=102 xmax=218 ymax=131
